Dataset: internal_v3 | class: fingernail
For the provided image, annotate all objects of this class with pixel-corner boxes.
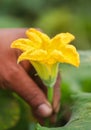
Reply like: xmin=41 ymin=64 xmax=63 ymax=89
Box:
xmin=37 ymin=103 xmax=52 ymax=117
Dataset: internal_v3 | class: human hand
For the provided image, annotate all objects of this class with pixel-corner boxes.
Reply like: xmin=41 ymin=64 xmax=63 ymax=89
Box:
xmin=0 ymin=28 xmax=61 ymax=123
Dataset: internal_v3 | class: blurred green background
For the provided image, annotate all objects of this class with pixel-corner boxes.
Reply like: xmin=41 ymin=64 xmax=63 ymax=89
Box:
xmin=0 ymin=0 xmax=91 ymax=50
xmin=0 ymin=0 xmax=91 ymax=130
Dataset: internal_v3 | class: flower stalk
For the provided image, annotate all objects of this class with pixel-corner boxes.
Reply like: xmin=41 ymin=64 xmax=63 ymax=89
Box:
xmin=47 ymin=86 xmax=54 ymax=104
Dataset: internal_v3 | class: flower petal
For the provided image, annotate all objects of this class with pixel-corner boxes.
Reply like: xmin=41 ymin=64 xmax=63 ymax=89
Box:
xmin=50 ymin=33 xmax=75 ymax=50
xmin=11 ymin=38 xmax=35 ymax=51
xmin=26 ymin=31 xmax=42 ymax=48
xmin=18 ymin=49 xmax=48 ymax=63
xmin=61 ymin=45 xmax=80 ymax=67
xmin=46 ymin=50 xmax=65 ymax=65
xmin=26 ymin=28 xmax=50 ymax=50
xmin=31 ymin=61 xmax=50 ymax=81
xmin=11 ymin=28 xmax=80 ymax=68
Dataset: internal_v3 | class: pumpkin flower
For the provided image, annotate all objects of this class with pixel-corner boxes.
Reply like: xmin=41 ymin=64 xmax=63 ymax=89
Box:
xmin=11 ymin=28 xmax=80 ymax=103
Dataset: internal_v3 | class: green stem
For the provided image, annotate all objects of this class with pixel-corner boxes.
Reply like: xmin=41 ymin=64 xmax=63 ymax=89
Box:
xmin=44 ymin=87 xmax=54 ymax=127
xmin=47 ymin=87 xmax=54 ymax=104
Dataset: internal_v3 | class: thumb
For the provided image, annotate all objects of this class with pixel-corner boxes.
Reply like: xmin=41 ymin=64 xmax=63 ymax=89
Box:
xmin=6 ymin=64 xmax=52 ymax=118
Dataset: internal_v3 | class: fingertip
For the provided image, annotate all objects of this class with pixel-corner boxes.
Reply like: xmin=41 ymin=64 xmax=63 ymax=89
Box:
xmin=36 ymin=103 xmax=52 ymax=118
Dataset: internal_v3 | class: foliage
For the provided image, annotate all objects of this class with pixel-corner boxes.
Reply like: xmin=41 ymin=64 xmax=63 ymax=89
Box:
xmin=37 ymin=93 xmax=91 ymax=130
xmin=0 ymin=0 xmax=91 ymax=49
xmin=0 ymin=90 xmax=20 ymax=130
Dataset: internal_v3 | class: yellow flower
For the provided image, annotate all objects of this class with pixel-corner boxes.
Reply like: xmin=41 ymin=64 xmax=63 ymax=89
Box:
xmin=11 ymin=28 xmax=80 ymax=87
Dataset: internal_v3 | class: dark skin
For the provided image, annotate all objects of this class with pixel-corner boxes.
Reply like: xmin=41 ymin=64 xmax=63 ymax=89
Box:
xmin=0 ymin=28 xmax=61 ymax=123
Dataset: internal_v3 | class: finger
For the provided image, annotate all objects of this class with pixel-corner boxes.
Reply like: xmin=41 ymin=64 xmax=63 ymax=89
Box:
xmin=5 ymin=63 xmax=52 ymax=118
xmin=53 ymin=72 xmax=61 ymax=113
xmin=20 ymin=60 xmax=31 ymax=72
xmin=50 ymin=113 xmax=57 ymax=124
xmin=29 ymin=66 xmax=47 ymax=94
xmin=0 ymin=28 xmax=27 ymax=42
xmin=15 ymin=49 xmax=32 ymax=73
xmin=49 ymin=73 xmax=61 ymax=124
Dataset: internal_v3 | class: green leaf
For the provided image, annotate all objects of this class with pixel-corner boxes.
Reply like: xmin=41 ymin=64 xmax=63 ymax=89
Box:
xmin=0 ymin=16 xmax=25 ymax=28
xmin=36 ymin=92 xmax=91 ymax=130
xmin=61 ymin=51 xmax=91 ymax=95
xmin=0 ymin=90 xmax=20 ymax=130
